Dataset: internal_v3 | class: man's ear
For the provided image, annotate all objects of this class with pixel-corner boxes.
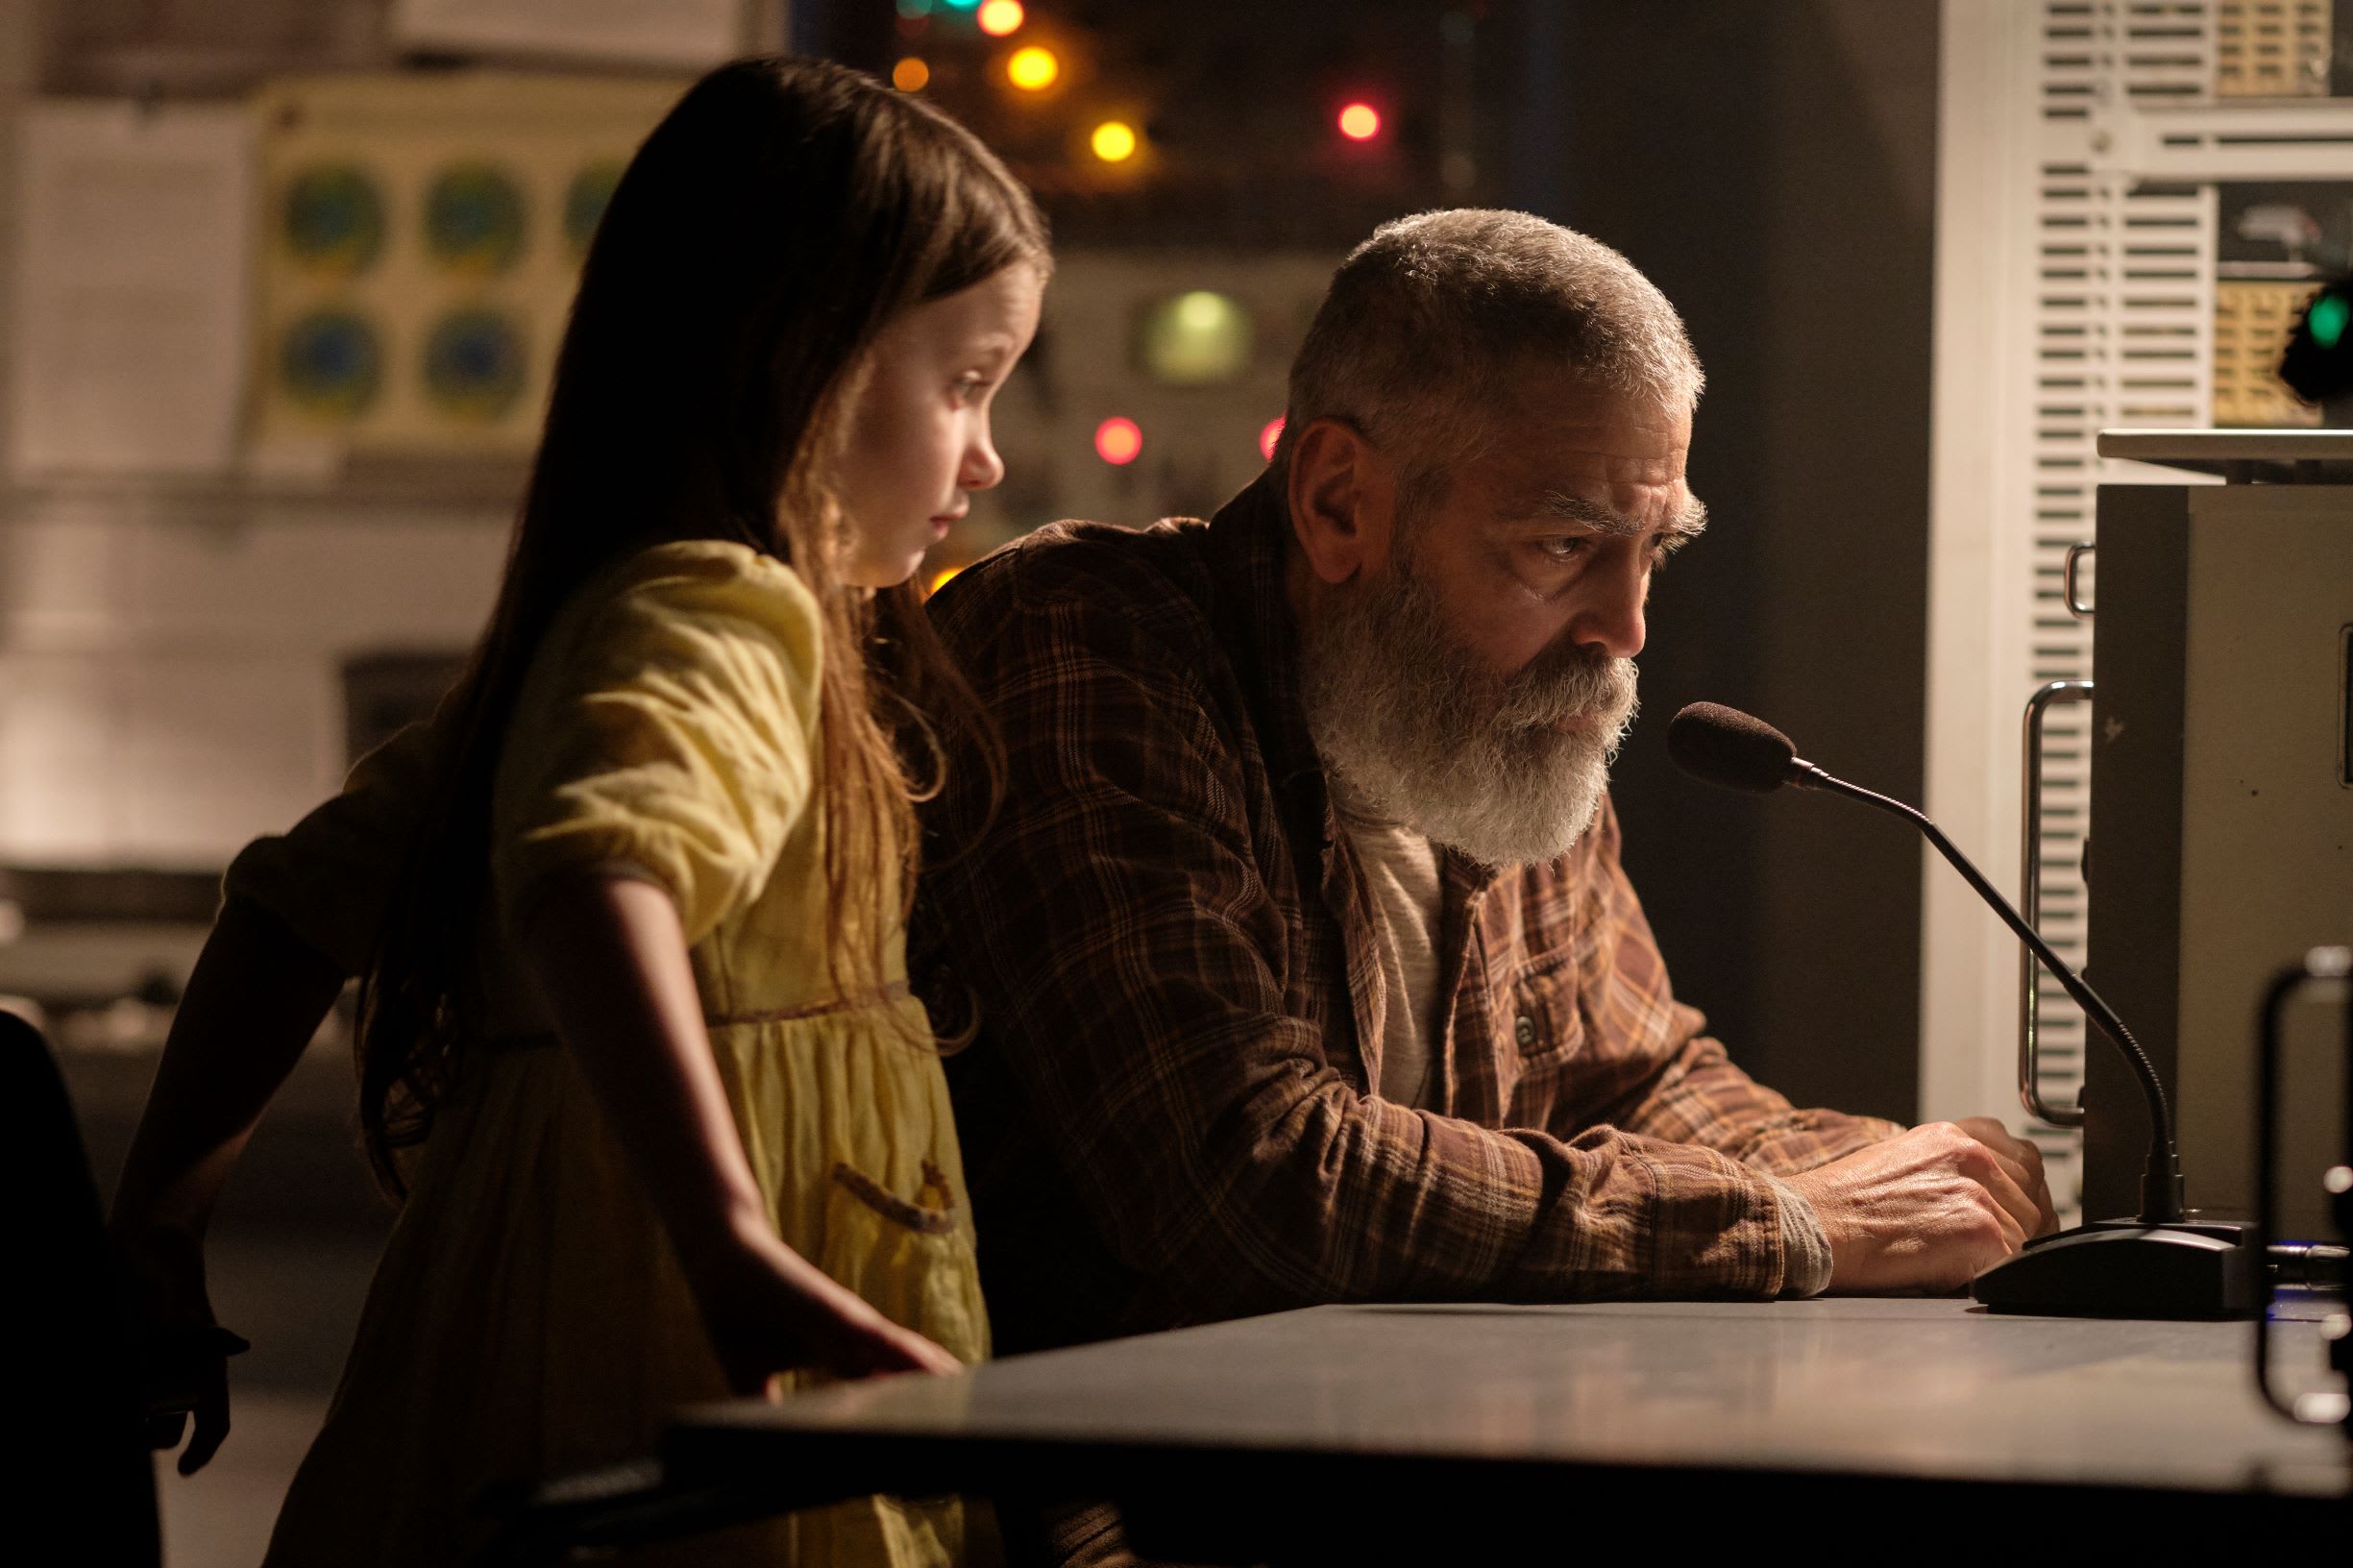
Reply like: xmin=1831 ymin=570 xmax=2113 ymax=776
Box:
xmin=1286 ymin=417 xmax=1396 ymax=586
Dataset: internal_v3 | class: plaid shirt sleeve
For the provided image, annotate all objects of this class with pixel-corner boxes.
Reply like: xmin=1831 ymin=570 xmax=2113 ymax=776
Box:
xmin=1564 ymin=813 xmax=1905 ymax=1178
xmin=926 ymin=560 xmax=1870 ymax=1315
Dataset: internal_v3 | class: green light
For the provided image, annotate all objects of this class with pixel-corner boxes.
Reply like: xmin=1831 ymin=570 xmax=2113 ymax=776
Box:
xmin=2312 ymin=291 xmax=2350 ymax=349
xmin=1135 ymin=290 xmax=1254 ymax=385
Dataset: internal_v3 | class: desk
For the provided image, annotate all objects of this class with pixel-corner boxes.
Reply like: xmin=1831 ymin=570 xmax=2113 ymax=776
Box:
xmin=666 ymin=1300 xmax=2352 ymax=1560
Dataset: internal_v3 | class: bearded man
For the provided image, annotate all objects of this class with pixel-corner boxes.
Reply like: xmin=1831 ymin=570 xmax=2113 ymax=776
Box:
xmin=916 ymin=209 xmax=2058 ymax=1366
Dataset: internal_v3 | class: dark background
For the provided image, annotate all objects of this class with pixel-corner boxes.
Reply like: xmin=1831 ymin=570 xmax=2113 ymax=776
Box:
xmin=1532 ymin=1 xmax=1939 ymax=1122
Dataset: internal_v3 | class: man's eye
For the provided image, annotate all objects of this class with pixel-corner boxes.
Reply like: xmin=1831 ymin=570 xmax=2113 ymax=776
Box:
xmin=1537 ymin=536 xmax=1588 ymax=561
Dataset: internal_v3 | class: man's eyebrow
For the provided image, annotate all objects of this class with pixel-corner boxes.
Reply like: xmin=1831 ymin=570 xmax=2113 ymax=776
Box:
xmin=1530 ymin=491 xmax=1710 ymax=540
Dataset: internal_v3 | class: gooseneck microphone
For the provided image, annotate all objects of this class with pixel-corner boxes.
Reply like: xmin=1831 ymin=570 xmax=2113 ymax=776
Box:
xmin=1666 ymin=701 xmax=2180 ymax=1222
xmin=1667 ymin=702 xmax=2259 ymax=1318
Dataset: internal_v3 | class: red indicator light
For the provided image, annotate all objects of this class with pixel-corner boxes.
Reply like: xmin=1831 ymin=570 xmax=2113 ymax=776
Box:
xmin=1094 ymin=416 xmax=1143 ymax=465
xmin=1259 ymin=417 xmax=1285 ymax=461
xmin=1337 ymin=103 xmax=1381 ymax=141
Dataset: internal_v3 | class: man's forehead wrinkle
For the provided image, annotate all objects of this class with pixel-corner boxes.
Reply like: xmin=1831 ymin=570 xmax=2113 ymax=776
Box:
xmin=1531 ymin=491 xmax=1647 ymax=535
xmin=1527 ymin=488 xmax=1699 ymax=538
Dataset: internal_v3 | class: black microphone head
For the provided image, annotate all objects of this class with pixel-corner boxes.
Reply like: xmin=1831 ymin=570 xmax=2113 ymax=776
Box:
xmin=1667 ymin=702 xmax=1800 ymax=793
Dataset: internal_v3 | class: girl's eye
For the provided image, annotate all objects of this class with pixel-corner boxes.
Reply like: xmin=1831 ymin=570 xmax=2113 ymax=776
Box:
xmin=951 ymin=374 xmax=987 ymax=403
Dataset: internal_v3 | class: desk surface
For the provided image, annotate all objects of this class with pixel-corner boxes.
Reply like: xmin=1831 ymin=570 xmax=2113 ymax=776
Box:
xmin=672 ymin=1299 xmax=2350 ymax=1504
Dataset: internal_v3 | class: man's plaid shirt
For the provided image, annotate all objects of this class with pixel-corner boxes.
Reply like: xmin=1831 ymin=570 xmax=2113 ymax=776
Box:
xmin=916 ymin=475 xmax=1901 ymax=1356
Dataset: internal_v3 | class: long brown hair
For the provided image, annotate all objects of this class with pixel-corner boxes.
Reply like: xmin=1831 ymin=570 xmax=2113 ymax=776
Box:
xmin=355 ymin=57 xmax=1043 ymax=1193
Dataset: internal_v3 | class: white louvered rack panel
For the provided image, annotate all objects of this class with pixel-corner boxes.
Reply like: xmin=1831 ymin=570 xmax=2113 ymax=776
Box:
xmin=1930 ymin=1 xmax=2353 ymax=1224
xmin=2023 ymin=1 xmax=2218 ymax=1209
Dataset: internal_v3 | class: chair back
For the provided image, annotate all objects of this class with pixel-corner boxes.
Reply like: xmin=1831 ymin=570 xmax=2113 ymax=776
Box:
xmin=2 ymin=1008 xmax=161 ymax=1564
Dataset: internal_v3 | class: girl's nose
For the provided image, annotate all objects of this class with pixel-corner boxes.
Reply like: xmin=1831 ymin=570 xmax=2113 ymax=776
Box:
xmin=961 ymin=428 xmax=1005 ymax=493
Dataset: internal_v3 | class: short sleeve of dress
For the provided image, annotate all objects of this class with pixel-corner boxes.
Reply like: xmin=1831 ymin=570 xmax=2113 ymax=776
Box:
xmin=222 ymin=717 xmax=442 ymax=977
xmin=492 ymin=542 xmax=824 ymax=949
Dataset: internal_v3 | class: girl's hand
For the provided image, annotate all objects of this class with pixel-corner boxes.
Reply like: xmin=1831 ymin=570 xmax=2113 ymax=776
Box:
xmin=689 ymin=1224 xmax=965 ymax=1395
xmin=110 ymin=1221 xmax=242 ymax=1474
xmin=518 ymin=875 xmax=966 ymax=1394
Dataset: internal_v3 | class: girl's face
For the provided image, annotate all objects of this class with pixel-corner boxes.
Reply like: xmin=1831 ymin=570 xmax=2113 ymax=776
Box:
xmin=833 ymin=263 xmax=1044 ymax=588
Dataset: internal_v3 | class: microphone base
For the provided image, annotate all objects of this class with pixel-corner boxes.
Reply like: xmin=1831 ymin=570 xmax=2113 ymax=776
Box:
xmin=1970 ymin=1218 xmax=2263 ymax=1320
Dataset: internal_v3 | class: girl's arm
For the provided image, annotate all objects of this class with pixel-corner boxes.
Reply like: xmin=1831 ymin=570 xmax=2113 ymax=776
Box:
xmin=515 ymin=869 xmax=961 ymax=1391
xmin=109 ymin=897 xmax=350 ymax=1473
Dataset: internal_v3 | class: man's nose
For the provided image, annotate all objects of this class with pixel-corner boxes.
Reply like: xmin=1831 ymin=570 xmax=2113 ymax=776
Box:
xmin=1573 ymin=544 xmax=1647 ymax=660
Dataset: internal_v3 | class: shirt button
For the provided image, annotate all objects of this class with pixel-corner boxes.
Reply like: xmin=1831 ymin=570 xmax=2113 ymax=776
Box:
xmin=1514 ymin=1014 xmax=1537 ymax=1047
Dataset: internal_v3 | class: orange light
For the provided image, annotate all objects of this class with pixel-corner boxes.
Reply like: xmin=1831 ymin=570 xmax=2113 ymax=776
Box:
xmin=1094 ymin=416 xmax=1142 ymax=465
xmin=977 ymin=0 xmax=1024 ymax=36
xmin=1337 ymin=102 xmax=1381 ymax=141
xmin=927 ymin=564 xmax=963 ymax=596
xmin=1006 ymin=45 xmax=1060 ymax=91
xmin=1091 ymin=120 xmax=1139 ymax=163
xmin=892 ymin=57 xmax=930 ymax=91
xmin=1259 ymin=417 xmax=1286 ymax=462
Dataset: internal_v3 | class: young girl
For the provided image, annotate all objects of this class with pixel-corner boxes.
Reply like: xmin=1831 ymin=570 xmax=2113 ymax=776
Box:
xmin=108 ymin=57 xmax=1046 ymax=1565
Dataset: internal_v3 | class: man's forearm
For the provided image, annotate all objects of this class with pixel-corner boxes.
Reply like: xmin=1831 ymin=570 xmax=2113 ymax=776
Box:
xmin=1025 ymin=1041 xmax=1826 ymax=1317
xmin=1600 ymin=1029 xmax=1902 ymax=1177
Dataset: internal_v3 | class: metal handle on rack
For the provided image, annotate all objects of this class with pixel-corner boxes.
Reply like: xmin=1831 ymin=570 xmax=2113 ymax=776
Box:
xmin=2062 ymin=542 xmax=2096 ymax=619
xmin=2252 ymin=946 xmax=2353 ymax=1433
xmin=2020 ymin=679 xmax=2095 ymax=1127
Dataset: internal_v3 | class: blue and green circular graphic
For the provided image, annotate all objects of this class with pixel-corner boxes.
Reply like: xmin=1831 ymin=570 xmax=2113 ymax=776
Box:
xmin=424 ymin=162 xmax=527 ymax=276
xmin=282 ymin=164 xmax=386 ymax=277
xmin=564 ymin=161 xmax=625 ymax=258
xmin=423 ymin=307 xmax=528 ymax=422
xmin=278 ymin=307 xmax=383 ymax=418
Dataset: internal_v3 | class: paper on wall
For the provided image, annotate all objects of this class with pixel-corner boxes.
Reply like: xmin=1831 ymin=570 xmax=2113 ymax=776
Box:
xmin=391 ymin=0 xmax=746 ymax=69
xmin=9 ymin=102 xmax=255 ymax=477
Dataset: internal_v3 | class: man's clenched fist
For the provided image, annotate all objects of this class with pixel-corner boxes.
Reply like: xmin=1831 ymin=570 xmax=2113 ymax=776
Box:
xmin=1783 ymin=1119 xmax=2059 ymax=1294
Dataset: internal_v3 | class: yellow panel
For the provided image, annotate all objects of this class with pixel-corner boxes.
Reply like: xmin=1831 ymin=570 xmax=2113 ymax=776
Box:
xmin=253 ymin=71 xmax=687 ymax=459
xmin=2212 ymin=279 xmax=2323 ymax=427
xmin=2214 ymin=0 xmax=2332 ymax=98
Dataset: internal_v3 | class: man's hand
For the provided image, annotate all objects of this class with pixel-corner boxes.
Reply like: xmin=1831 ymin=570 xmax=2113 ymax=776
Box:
xmin=1783 ymin=1121 xmax=2051 ymax=1294
xmin=1951 ymin=1115 xmax=2059 ymax=1238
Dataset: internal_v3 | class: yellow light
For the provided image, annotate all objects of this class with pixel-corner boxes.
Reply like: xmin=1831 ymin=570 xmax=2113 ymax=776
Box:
xmin=1091 ymin=120 xmax=1138 ymax=163
xmin=977 ymin=0 xmax=1024 ymax=36
xmin=1337 ymin=102 xmax=1381 ymax=141
xmin=1006 ymin=45 xmax=1060 ymax=91
xmin=927 ymin=564 xmax=963 ymax=596
xmin=892 ymin=57 xmax=930 ymax=92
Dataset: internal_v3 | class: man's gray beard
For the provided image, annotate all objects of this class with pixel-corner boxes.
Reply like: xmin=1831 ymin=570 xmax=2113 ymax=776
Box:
xmin=1298 ymin=556 xmax=1639 ymax=869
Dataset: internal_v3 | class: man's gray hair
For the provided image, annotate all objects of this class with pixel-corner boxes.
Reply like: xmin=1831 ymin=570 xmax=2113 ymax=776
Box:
xmin=1274 ymin=209 xmax=1703 ymax=490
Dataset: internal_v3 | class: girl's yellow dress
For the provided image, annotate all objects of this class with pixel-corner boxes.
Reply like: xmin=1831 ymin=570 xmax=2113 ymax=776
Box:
xmin=228 ymin=541 xmax=990 ymax=1567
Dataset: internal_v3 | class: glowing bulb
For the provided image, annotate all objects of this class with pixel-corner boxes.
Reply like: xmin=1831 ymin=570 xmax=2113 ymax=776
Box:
xmin=1259 ymin=417 xmax=1286 ymax=462
xmin=1006 ymin=45 xmax=1060 ymax=91
xmin=2312 ymin=291 xmax=2351 ymax=350
xmin=977 ymin=0 xmax=1024 ymax=36
xmin=1175 ymin=291 xmax=1226 ymax=330
xmin=927 ymin=564 xmax=963 ymax=595
xmin=944 ymin=0 xmax=979 ymax=9
xmin=892 ymin=57 xmax=931 ymax=92
xmin=1337 ymin=102 xmax=1381 ymax=141
xmin=1094 ymin=416 xmax=1142 ymax=465
xmin=1091 ymin=120 xmax=1139 ymax=163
